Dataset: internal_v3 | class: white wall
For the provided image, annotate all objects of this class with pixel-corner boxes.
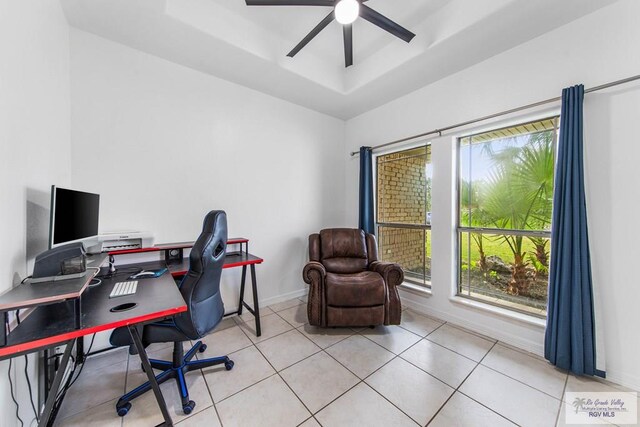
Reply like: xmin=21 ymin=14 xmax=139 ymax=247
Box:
xmin=69 ymin=29 xmax=346 ymax=314
xmin=345 ymin=0 xmax=640 ymax=391
xmin=0 ymin=0 xmax=71 ymax=426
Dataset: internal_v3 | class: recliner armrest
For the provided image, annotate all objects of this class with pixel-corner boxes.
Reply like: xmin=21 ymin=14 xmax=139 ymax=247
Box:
xmin=303 ymin=261 xmax=326 ymax=284
xmin=369 ymin=261 xmax=404 ymax=287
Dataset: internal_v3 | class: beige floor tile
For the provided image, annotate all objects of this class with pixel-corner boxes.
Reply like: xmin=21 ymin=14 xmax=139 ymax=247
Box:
xmin=202 ymin=345 xmax=275 ymax=403
xmin=268 ymin=298 xmax=304 ymax=313
xmin=175 ymin=404 xmax=222 ymax=427
xmin=297 ymin=324 xmax=354 ymax=349
xmin=299 ymin=293 xmax=309 ymax=303
xmin=366 ymin=357 xmax=454 ymax=425
xmin=216 ymin=375 xmax=310 ymax=427
xmin=482 ymin=344 xmax=568 ymax=398
xmin=276 ymin=303 xmax=308 ymax=328
xmin=280 ymin=351 xmax=359 ymax=413
xmin=460 ymin=365 xmax=561 ymax=427
xmin=122 ymin=368 xmax=212 ymax=426
xmin=84 ymin=347 xmax=129 ymax=371
xmin=299 ymin=416 xmax=321 ymax=426
xmin=401 ymin=338 xmax=477 ymax=388
xmin=198 ymin=325 xmax=253 ymax=357
xmin=237 ymin=313 xmax=294 ymax=343
xmin=256 ymin=329 xmax=321 ymax=371
xmin=315 ymin=382 xmax=417 ymax=427
xmin=565 ymin=374 xmax=638 ymax=396
xmin=360 ymin=325 xmax=421 ymax=354
xmin=233 ymin=306 xmax=274 ymax=324
xmin=213 ymin=317 xmax=239 ymax=331
xmin=399 ymin=310 xmax=444 ymax=337
xmin=325 ymin=334 xmax=395 ymax=379
xmin=58 ymin=359 xmax=128 ymax=420
xmin=56 ymin=398 xmax=122 ymax=427
xmin=429 ymin=392 xmax=516 ymax=427
xmin=144 ymin=341 xmax=174 ymax=354
xmin=426 ymin=324 xmax=495 ymax=361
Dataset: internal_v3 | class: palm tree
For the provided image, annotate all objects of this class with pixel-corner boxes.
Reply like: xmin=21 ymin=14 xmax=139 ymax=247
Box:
xmin=479 ymin=130 xmax=555 ymax=295
xmin=460 ymin=179 xmax=489 ymax=273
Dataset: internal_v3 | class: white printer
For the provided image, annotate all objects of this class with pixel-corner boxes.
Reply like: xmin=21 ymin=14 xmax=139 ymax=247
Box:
xmin=87 ymin=231 xmax=154 ymax=253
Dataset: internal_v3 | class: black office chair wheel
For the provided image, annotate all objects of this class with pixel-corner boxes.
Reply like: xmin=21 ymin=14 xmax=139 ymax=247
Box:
xmin=117 ymin=402 xmax=131 ymax=417
xmin=183 ymin=400 xmax=196 ymax=415
xmin=225 ymin=360 xmax=234 ymax=371
xmin=199 ymin=344 xmax=207 ymax=353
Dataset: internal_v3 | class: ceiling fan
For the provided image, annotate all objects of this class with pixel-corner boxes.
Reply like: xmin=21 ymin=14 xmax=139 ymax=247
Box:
xmin=245 ymin=0 xmax=416 ymax=67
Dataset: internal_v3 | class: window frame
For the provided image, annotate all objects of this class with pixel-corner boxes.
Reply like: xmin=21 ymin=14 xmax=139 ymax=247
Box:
xmin=374 ymin=140 xmax=433 ymax=288
xmin=454 ymin=115 xmax=559 ymax=318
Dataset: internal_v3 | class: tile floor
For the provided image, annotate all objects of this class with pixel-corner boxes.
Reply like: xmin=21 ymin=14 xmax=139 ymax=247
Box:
xmin=56 ymin=297 xmax=638 ymax=427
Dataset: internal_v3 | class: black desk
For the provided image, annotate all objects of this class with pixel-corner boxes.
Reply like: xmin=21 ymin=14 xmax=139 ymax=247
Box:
xmin=0 ymin=267 xmax=187 ymax=427
xmin=111 ymin=240 xmax=264 ymax=336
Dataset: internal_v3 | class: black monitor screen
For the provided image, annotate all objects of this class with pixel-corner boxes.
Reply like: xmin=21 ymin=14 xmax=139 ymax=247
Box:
xmin=51 ymin=186 xmax=100 ymax=246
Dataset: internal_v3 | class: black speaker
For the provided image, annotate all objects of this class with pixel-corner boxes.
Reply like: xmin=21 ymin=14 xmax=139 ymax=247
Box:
xmin=165 ymin=248 xmax=183 ymax=265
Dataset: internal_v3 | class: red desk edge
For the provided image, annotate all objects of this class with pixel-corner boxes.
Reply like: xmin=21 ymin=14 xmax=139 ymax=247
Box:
xmin=0 ymin=305 xmax=187 ymax=358
xmin=109 ymin=238 xmax=249 ymax=256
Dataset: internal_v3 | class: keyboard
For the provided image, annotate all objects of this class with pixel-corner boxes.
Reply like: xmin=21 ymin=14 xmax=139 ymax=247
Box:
xmin=109 ymin=280 xmax=138 ymax=298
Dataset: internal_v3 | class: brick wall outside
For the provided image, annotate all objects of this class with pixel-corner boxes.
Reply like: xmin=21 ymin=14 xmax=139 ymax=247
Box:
xmin=376 ymin=146 xmax=431 ymax=276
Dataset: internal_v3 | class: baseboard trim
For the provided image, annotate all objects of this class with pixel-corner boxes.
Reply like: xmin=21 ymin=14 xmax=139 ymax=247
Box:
xmin=401 ymin=296 xmax=545 ymax=357
xmin=259 ymin=288 xmax=307 ymax=309
xmin=605 ymin=369 xmax=640 ymax=393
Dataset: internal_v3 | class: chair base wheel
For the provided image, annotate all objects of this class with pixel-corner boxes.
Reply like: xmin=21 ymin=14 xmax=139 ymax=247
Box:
xmin=225 ymin=360 xmax=234 ymax=371
xmin=117 ymin=402 xmax=131 ymax=417
xmin=199 ymin=344 xmax=207 ymax=353
xmin=183 ymin=400 xmax=196 ymax=414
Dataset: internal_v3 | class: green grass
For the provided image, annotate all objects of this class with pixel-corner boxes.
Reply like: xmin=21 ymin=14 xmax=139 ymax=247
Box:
xmin=459 ymin=232 xmax=549 ymax=267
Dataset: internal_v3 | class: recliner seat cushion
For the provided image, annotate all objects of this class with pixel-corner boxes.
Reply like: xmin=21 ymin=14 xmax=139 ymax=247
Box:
xmin=325 ymin=271 xmax=385 ymax=307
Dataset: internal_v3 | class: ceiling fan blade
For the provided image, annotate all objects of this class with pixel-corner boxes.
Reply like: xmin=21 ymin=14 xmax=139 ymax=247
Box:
xmin=360 ymin=5 xmax=415 ymax=43
xmin=343 ymin=24 xmax=353 ymax=67
xmin=245 ymin=0 xmax=334 ymax=6
xmin=287 ymin=12 xmax=335 ymax=57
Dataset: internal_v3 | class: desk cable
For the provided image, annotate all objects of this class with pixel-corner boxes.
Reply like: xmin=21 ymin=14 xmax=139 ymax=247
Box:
xmin=49 ymin=333 xmax=96 ymax=422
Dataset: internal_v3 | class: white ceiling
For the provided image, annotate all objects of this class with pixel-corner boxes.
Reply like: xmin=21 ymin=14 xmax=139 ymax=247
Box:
xmin=60 ymin=0 xmax=618 ymax=119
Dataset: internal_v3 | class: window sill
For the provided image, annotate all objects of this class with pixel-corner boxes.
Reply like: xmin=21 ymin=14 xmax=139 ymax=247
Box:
xmin=449 ymin=296 xmax=546 ymax=328
xmin=399 ymin=282 xmax=432 ymax=297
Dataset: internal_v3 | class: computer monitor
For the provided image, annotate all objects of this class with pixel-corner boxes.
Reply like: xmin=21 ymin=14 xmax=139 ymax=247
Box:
xmin=49 ymin=186 xmax=100 ymax=249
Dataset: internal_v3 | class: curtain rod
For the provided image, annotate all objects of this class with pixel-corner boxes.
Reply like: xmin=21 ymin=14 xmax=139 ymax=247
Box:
xmin=349 ymin=74 xmax=640 ymax=156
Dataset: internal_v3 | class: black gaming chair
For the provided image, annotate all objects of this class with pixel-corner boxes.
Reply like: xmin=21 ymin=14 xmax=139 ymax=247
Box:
xmin=110 ymin=210 xmax=234 ymax=416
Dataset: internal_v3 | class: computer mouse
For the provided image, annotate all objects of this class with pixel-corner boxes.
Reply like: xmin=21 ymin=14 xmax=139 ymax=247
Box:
xmin=130 ymin=271 xmax=156 ymax=279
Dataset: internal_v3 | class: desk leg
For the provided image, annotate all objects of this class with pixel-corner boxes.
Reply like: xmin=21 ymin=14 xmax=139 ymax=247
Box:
xmin=128 ymin=325 xmax=173 ymax=427
xmin=237 ymin=266 xmax=247 ymax=316
xmin=250 ymin=265 xmax=261 ymax=337
xmin=39 ymin=339 xmax=75 ymax=427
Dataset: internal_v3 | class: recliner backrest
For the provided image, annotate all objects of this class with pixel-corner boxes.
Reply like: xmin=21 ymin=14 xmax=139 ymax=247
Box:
xmin=174 ymin=210 xmax=228 ymax=339
xmin=317 ymin=228 xmax=368 ymax=274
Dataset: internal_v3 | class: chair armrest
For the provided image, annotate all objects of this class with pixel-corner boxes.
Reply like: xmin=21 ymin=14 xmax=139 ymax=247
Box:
xmin=303 ymin=261 xmax=326 ymax=284
xmin=369 ymin=261 xmax=404 ymax=287
xmin=302 ymin=262 xmax=326 ymax=327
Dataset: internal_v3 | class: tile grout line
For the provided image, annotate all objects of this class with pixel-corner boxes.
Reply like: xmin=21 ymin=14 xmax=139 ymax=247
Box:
xmin=554 ymin=373 xmax=570 ymax=426
xmin=445 ymin=340 xmax=526 ymax=427
xmin=480 ymin=361 xmax=567 ymax=402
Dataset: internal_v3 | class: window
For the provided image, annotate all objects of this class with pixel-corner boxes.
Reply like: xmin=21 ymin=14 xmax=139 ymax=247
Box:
xmin=457 ymin=117 xmax=558 ymax=316
xmin=376 ymin=145 xmax=432 ymax=287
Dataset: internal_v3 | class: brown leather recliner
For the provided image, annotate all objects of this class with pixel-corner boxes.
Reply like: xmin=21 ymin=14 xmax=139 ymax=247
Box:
xmin=302 ymin=228 xmax=403 ymax=327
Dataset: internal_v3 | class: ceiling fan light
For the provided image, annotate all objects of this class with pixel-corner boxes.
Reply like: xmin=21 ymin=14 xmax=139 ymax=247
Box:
xmin=335 ymin=0 xmax=359 ymax=25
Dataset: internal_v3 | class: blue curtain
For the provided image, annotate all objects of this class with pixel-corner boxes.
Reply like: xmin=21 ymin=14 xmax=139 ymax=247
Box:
xmin=544 ymin=84 xmax=596 ymax=376
xmin=359 ymin=146 xmax=375 ymax=234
